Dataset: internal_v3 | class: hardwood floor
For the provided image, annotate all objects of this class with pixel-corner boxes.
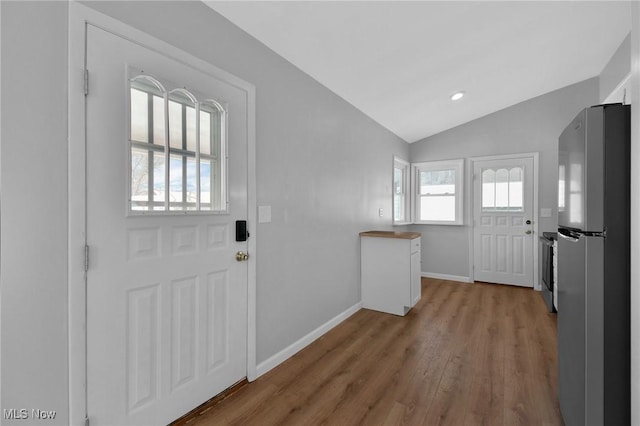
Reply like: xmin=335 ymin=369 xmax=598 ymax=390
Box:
xmin=181 ymin=278 xmax=563 ymax=425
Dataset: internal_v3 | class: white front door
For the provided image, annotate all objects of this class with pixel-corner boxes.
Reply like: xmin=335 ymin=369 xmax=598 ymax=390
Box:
xmin=86 ymin=24 xmax=249 ymax=425
xmin=473 ymin=157 xmax=534 ymax=287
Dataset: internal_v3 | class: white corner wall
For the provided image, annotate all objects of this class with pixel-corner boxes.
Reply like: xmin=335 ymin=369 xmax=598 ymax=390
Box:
xmin=0 ymin=2 xmax=69 ymax=424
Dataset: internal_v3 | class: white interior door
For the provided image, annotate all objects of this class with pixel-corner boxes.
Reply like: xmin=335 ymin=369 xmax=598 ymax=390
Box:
xmin=86 ymin=25 xmax=248 ymax=425
xmin=473 ymin=157 xmax=534 ymax=287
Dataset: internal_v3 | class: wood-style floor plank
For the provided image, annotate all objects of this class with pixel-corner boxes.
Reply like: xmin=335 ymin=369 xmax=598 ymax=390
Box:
xmin=179 ymin=278 xmax=564 ymax=426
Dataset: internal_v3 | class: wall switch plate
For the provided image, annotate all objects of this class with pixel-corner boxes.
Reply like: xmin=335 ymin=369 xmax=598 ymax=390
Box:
xmin=540 ymin=208 xmax=552 ymax=218
xmin=378 ymin=208 xmax=384 ymax=217
xmin=258 ymin=205 xmax=272 ymax=223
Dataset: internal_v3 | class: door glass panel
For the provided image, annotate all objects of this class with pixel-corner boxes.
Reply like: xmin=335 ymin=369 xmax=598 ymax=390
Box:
xmin=152 ymin=151 xmax=165 ymax=210
xmin=508 ymin=167 xmax=523 ymax=210
xmin=495 ymin=168 xmax=509 ymax=208
xmin=186 ymin=157 xmax=197 ymax=210
xmin=200 ymin=111 xmax=211 ymax=155
xmin=482 ymin=166 xmax=524 ymax=212
xmin=131 ymin=147 xmax=149 ymax=210
xmin=169 ymin=154 xmax=183 ymax=210
xmin=211 ymin=108 xmax=222 ymax=158
xmin=200 ymin=159 xmax=212 ymax=211
xmin=130 ymin=88 xmax=148 ymax=143
xmin=129 ymin=76 xmax=227 ymax=214
xmin=168 ymin=100 xmax=183 ymax=150
xmin=152 ymin=95 xmax=165 ymax=146
xmin=186 ymin=106 xmax=197 ymax=152
xmin=482 ymin=169 xmax=496 ymax=209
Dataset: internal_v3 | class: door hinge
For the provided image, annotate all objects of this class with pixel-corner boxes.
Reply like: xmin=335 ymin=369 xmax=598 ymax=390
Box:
xmin=84 ymin=69 xmax=89 ymax=96
xmin=84 ymin=244 xmax=90 ymax=272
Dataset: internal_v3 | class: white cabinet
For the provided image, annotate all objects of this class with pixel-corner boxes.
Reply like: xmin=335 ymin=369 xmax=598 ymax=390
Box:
xmin=360 ymin=231 xmax=422 ymax=316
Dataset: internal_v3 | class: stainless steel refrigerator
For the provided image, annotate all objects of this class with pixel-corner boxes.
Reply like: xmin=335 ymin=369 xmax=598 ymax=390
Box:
xmin=557 ymin=103 xmax=630 ymax=425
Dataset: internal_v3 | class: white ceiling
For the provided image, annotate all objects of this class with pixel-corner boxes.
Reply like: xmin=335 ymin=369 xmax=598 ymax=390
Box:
xmin=205 ymin=1 xmax=631 ymax=143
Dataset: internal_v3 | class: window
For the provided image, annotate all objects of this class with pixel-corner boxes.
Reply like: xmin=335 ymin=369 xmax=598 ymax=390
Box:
xmin=413 ymin=159 xmax=464 ymax=225
xmin=393 ymin=157 xmax=410 ymax=224
xmin=481 ymin=166 xmax=524 ymax=211
xmin=129 ymin=74 xmax=227 ymax=214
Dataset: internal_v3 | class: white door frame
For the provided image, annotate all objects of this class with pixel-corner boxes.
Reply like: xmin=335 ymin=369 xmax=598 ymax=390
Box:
xmin=68 ymin=3 xmax=257 ymax=424
xmin=468 ymin=152 xmax=540 ymax=290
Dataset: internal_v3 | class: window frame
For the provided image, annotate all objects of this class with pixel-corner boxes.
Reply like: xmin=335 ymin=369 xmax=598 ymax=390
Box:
xmin=392 ymin=156 xmax=411 ymax=225
xmin=412 ymin=158 xmax=464 ymax=225
xmin=480 ymin=166 xmax=525 ymax=212
xmin=127 ymin=69 xmax=229 ymax=216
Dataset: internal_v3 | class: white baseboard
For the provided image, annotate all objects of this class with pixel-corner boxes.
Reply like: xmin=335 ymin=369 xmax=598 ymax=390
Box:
xmin=422 ymin=271 xmax=473 ymax=283
xmin=255 ymin=302 xmax=362 ymax=378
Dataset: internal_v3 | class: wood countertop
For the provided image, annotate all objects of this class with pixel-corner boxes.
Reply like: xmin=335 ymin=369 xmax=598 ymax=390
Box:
xmin=359 ymin=230 xmax=422 ymax=240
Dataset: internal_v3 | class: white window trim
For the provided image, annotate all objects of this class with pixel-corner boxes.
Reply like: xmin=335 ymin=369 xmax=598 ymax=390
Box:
xmin=392 ymin=156 xmax=411 ymax=225
xmin=412 ymin=158 xmax=464 ymax=225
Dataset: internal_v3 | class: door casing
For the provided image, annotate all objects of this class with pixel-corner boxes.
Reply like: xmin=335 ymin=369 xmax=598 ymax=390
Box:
xmin=68 ymin=3 xmax=257 ymax=424
xmin=468 ymin=152 xmax=540 ymax=289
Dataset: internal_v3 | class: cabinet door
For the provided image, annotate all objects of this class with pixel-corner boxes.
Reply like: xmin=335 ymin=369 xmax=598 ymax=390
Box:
xmin=410 ymin=251 xmax=421 ymax=306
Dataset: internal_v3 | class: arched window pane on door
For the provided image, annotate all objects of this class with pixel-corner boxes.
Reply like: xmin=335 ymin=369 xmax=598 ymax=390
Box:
xmin=482 ymin=169 xmax=496 ymax=209
xmin=168 ymin=89 xmax=198 ymax=211
xmin=130 ymin=76 xmax=165 ymax=145
xmin=495 ymin=168 xmax=509 ymax=208
xmin=199 ymin=100 xmax=226 ymax=211
xmin=481 ymin=166 xmax=524 ymax=212
xmin=129 ymin=76 xmax=166 ymax=211
xmin=129 ymin=74 xmax=227 ymax=213
xmin=508 ymin=167 xmax=523 ymax=210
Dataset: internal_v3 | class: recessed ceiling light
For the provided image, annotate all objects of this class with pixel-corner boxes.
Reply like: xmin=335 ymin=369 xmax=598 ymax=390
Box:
xmin=451 ymin=91 xmax=465 ymax=101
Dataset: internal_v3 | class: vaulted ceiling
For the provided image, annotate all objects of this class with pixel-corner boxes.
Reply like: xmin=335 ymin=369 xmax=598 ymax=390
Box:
xmin=205 ymin=1 xmax=631 ymax=143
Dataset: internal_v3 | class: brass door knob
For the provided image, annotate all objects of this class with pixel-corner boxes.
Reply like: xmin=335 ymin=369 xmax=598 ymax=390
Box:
xmin=525 ymin=230 xmax=532 ymax=235
xmin=236 ymin=251 xmax=249 ymax=262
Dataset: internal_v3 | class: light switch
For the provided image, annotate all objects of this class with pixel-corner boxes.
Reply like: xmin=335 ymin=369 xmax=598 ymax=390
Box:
xmin=378 ymin=208 xmax=384 ymax=217
xmin=258 ymin=205 xmax=272 ymax=223
xmin=540 ymin=208 xmax=552 ymax=218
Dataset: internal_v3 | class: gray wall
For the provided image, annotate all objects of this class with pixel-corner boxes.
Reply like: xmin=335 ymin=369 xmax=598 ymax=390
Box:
xmin=0 ymin=2 xmax=69 ymax=424
xmin=409 ymin=78 xmax=598 ymax=279
xmin=0 ymin=1 xmax=407 ymax=419
xmin=600 ymin=33 xmax=631 ymax=102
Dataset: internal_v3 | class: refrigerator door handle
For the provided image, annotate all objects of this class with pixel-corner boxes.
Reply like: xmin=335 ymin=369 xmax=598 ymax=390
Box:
xmin=558 ymin=228 xmax=581 ymax=242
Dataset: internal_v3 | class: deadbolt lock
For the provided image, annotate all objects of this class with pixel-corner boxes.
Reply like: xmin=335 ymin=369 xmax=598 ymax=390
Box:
xmin=236 ymin=251 xmax=249 ymax=262
xmin=525 ymin=219 xmax=532 ymax=225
